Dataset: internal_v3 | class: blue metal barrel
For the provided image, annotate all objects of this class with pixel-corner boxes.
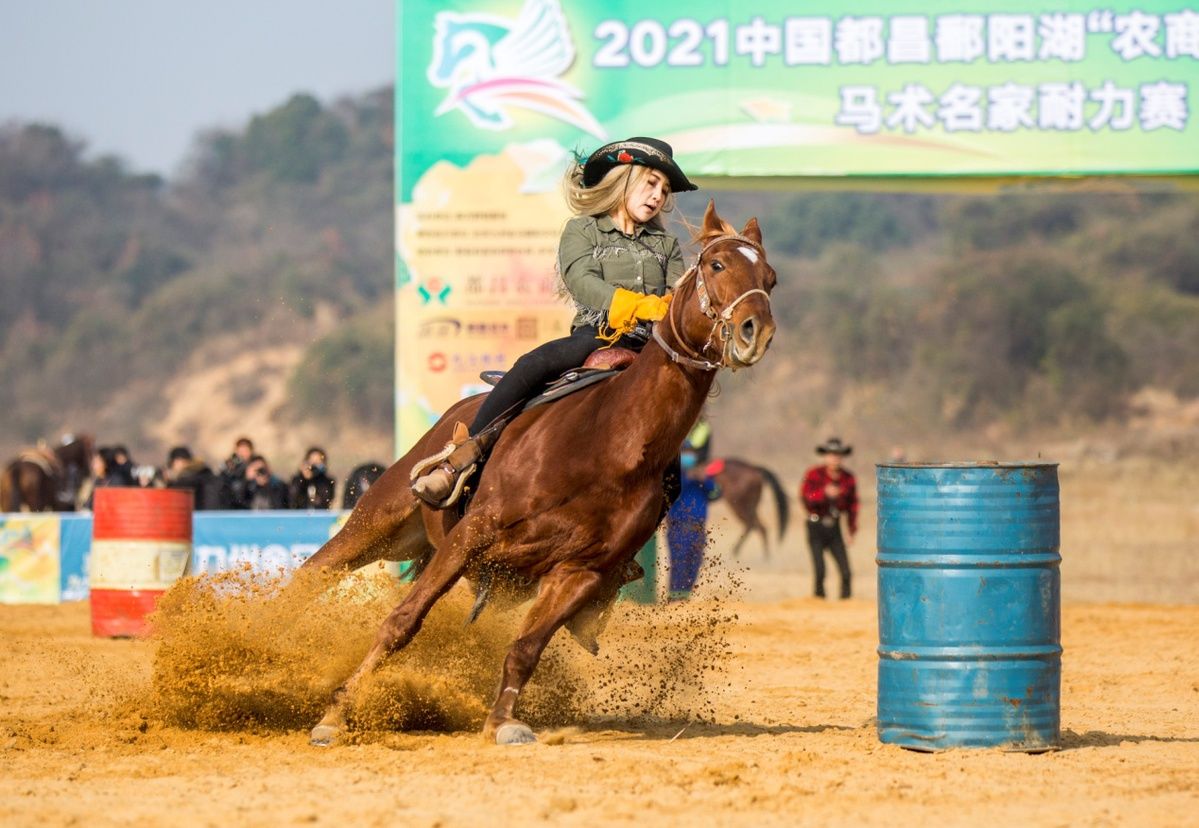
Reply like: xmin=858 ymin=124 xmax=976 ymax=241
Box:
xmin=876 ymin=463 xmax=1060 ymax=751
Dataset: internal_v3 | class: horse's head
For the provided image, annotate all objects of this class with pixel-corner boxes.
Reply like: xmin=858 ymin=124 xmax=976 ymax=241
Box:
xmin=659 ymin=201 xmax=777 ymax=371
xmin=56 ymin=433 xmax=94 ymax=472
xmin=427 ymin=15 xmax=507 ymax=90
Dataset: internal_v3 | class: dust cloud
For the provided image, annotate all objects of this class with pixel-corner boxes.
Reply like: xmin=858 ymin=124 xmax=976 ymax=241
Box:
xmin=143 ymin=562 xmax=741 ymax=739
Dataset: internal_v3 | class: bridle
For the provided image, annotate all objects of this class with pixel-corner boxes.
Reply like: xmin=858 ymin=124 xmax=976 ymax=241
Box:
xmin=652 ymin=233 xmax=772 ymax=372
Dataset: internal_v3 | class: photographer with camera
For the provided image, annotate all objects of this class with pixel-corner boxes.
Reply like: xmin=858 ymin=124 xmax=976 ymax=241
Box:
xmin=288 ymin=446 xmax=335 ymax=510
xmin=221 ymin=436 xmax=255 ymax=509
xmin=244 ymin=454 xmax=289 ymax=510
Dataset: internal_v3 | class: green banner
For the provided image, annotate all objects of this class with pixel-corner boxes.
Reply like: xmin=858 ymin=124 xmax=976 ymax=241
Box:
xmin=395 ymin=0 xmax=1199 ymax=449
xmin=400 ymin=0 xmax=1199 ymax=190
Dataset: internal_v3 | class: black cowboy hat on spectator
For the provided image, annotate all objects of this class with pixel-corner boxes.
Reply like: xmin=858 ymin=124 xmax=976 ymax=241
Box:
xmin=816 ymin=437 xmax=853 ymax=456
xmin=582 ymin=137 xmax=698 ymax=193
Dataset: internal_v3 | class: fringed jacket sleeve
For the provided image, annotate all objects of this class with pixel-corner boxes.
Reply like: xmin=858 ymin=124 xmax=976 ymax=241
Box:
xmin=558 ymin=218 xmax=616 ymax=313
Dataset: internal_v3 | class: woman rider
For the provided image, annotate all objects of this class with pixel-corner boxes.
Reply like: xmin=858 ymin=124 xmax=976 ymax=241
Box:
xmin=411 ymin=136 xmax=698 ymax=508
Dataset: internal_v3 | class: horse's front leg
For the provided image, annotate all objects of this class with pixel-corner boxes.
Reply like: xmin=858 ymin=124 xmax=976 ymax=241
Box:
xmin=308 ymin=523 xmax=482 ymax=746
xmin=564 ymin=560 xmax=643 ymax=654
xmin=483 ymin=566 xmax=604 ymax=745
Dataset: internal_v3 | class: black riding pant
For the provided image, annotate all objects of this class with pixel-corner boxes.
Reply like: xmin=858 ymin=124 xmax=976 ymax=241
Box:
xmin=469 ymin=324 xmax=681 ymax=517
xmin=470 ymin=325 xmax=644 ymax=433
xmin=806 ymin=518 xmax=852 ymax=598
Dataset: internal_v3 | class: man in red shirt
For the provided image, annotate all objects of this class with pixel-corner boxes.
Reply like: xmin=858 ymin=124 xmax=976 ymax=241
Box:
xmin=800 ymin=437 xmax=858 ymax=599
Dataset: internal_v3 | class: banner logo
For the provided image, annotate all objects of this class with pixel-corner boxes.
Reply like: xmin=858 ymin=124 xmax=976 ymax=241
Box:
xmin=427 ymin=0 xmax=605 ymax=137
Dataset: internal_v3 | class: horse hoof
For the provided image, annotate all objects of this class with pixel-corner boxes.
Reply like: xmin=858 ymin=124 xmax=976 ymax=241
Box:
xmin=495 ymin=722 xmax=536 ymax=746
xmin=309 ymin=724 xmax=340 ymax=747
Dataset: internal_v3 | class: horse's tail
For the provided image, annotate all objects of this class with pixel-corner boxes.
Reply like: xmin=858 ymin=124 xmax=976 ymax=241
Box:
xmin=757 ymin=465 xmax=790 ymax=540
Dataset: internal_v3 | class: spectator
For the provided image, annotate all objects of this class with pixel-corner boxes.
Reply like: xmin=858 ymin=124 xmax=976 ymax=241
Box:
xmin=687 ymin=412 xmax=713 ymax=466
xmin=289 ymin=446 xmax=335 ymax=510
xmin=244 ymin=454 xmax=289 ymax=510
xmin=78 ymin=446 xmax=120 ymax=510
xmin=133 ymin=463 xmax=165 ymax=488
xmin=800 ymin=437 xmax=859 ymax=600
xmin=665 ymin=420 xmax=716 ymax=601
xmin=221 ymin=436 xmax=255 ymax=509
xmin=165 ymin=446 xmax=229 ymax=510
xmin=107 ymin=445 xmax=137 ymax=486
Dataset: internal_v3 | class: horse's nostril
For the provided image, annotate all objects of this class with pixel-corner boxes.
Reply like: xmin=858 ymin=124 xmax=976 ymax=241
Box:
xmin=739 ymin=316 xmax=758 ymax=344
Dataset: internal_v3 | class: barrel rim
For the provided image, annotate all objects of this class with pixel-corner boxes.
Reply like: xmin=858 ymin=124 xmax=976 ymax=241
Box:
xmin=876 ymin=461 xmax=1059 ymax=469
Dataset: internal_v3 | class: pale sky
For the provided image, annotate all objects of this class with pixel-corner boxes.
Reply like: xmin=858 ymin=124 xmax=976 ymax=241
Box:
xmin=0 ymin=1 xmax=394 ymax=177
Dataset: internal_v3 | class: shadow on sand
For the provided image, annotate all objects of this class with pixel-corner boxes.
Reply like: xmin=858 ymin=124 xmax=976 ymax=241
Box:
xmin=577 ymin=718 xmax=859 ymax=742
xmin=1060 ymin=729 xmax=1199 ymax=750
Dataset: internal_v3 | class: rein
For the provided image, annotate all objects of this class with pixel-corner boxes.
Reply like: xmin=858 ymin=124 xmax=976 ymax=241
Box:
xmin=654 ymin=233 xmax=771 ymax=372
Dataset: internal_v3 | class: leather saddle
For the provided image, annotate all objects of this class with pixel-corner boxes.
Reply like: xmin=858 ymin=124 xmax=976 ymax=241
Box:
xmin=479 ymin=348 xmax=637 ymax=410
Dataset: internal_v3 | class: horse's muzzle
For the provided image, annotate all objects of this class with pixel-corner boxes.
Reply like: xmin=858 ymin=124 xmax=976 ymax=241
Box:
xmin=730 ymin=314 xmax=775 ymax=368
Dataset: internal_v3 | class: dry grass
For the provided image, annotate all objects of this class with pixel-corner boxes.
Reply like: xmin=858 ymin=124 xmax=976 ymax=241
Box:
xmin=1057 ymin=460 xmax=1199 ymax=603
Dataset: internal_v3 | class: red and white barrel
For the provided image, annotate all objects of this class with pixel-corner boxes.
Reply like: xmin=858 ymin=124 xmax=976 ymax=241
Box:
xmin=90 ymin=488 xmax=192 ymax=637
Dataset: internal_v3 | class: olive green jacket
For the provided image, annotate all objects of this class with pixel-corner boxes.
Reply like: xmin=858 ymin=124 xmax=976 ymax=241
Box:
xmin=557 ymin=215 xmax=685 ymax=330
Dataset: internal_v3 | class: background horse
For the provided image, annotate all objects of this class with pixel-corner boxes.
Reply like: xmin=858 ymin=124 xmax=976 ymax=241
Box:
xmin=1 ymin=435 xmax=94 ymax=512
xmin=711 ymin=457 xmax=789 ymax=559
xmin=298 ymin=202 xmax=776 ymax=747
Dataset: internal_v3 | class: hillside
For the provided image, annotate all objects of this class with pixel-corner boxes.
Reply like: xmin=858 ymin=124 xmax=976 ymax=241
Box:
xmin=0 ymin=90 xmax=395 ymax=474
xmin=2 ymin=88 xmax=1199 ymax=481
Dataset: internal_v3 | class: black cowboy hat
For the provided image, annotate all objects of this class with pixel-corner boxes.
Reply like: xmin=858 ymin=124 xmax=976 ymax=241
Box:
xmin=816 ymin=437 xmax=853 ymax=456
xmin=582 ymin=137 xmax=698 ymax=193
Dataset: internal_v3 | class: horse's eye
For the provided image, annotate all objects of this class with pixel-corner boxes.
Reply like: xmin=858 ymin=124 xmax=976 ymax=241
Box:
xmin=711 ymin=261 xmax=724 ymax=272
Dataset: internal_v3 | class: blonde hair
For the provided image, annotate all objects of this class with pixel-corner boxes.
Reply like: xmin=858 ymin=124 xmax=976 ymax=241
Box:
xmin=562 ymin=162 xmax=676 ymax=230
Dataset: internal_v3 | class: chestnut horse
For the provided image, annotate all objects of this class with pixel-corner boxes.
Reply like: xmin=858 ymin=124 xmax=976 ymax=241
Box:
xmin=712 ymin=458 xmax=789 ymax=559
xmin=301 ymin=202 xmax=777 ymax=746
xmin=1 ymin=435 xmax=94 ymax=512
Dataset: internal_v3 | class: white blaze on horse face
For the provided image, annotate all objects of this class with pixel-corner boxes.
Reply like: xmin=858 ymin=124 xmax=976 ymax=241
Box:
xmin=737 ymin=246 xmax=759 ymax=264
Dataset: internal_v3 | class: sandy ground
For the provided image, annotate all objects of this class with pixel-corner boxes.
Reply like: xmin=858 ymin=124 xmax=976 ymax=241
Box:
xmin=2 ymin=562 xmax=1197 ymax=828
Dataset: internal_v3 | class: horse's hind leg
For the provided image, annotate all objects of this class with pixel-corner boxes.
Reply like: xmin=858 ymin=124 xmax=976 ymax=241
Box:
xmin=483 ymin=566 xmax=604 ymax=745
xmin=301 ymin=467 xmax=429 ymax=577
xmin=308 ymin=521 xmax=482 ymax=747
xmin=752 ymin=518 xmax=770 ymax=560
xmin=303 ymin=502 xmax=424 ymax=573
xmin=758 ymin=526 xmax=770 ymax=560
xmin=729 ymin=527 xmax=752 ymax=559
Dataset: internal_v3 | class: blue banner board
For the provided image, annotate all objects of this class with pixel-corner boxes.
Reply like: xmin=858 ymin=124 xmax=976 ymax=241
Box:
xmin=0 ymin=511 xmax=348 ymax=604
xmin=59 ymin=515 xmax=92 ymax=602
xmin=189 ymin=511 xmax=345 ymax=576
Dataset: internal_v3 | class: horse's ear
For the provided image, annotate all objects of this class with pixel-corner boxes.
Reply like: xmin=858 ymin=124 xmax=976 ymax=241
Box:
xmin=702 ymin=199 xmax=722 ymax=234
xmin=741 ymin=217 xmax=763 ymax=246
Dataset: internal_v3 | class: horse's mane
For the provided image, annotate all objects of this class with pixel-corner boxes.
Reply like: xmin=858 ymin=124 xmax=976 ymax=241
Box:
xmin=682 ymin=213 xmax=737 ymax=248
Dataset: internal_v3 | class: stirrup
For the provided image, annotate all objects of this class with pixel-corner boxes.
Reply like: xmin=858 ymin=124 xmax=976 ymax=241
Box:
xmin=411 ymin=461 xmax=477 ymax=509
xmin=410 ymin=424 xmax=478 ymax=509
xmin=410 ymin=441 xmax=457 ymax=483
xmin=409 ymin=419 xmax=506 ymax=509
xmin=409 ymin=421 xmax=471 ymax=482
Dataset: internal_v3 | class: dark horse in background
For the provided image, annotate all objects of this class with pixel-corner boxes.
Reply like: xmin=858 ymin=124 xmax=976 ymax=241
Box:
xmin=1 ymin=435 xmax=94 ymax=512
xmin=298 ymin=202 xmax=777 ymax=746
xmin=710 ymin=458 xmax=789 ymax=559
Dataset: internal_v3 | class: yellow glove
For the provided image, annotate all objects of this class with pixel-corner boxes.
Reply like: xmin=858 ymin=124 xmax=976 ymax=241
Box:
xmin=607 ymin=288 xmax=672 ymax=332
